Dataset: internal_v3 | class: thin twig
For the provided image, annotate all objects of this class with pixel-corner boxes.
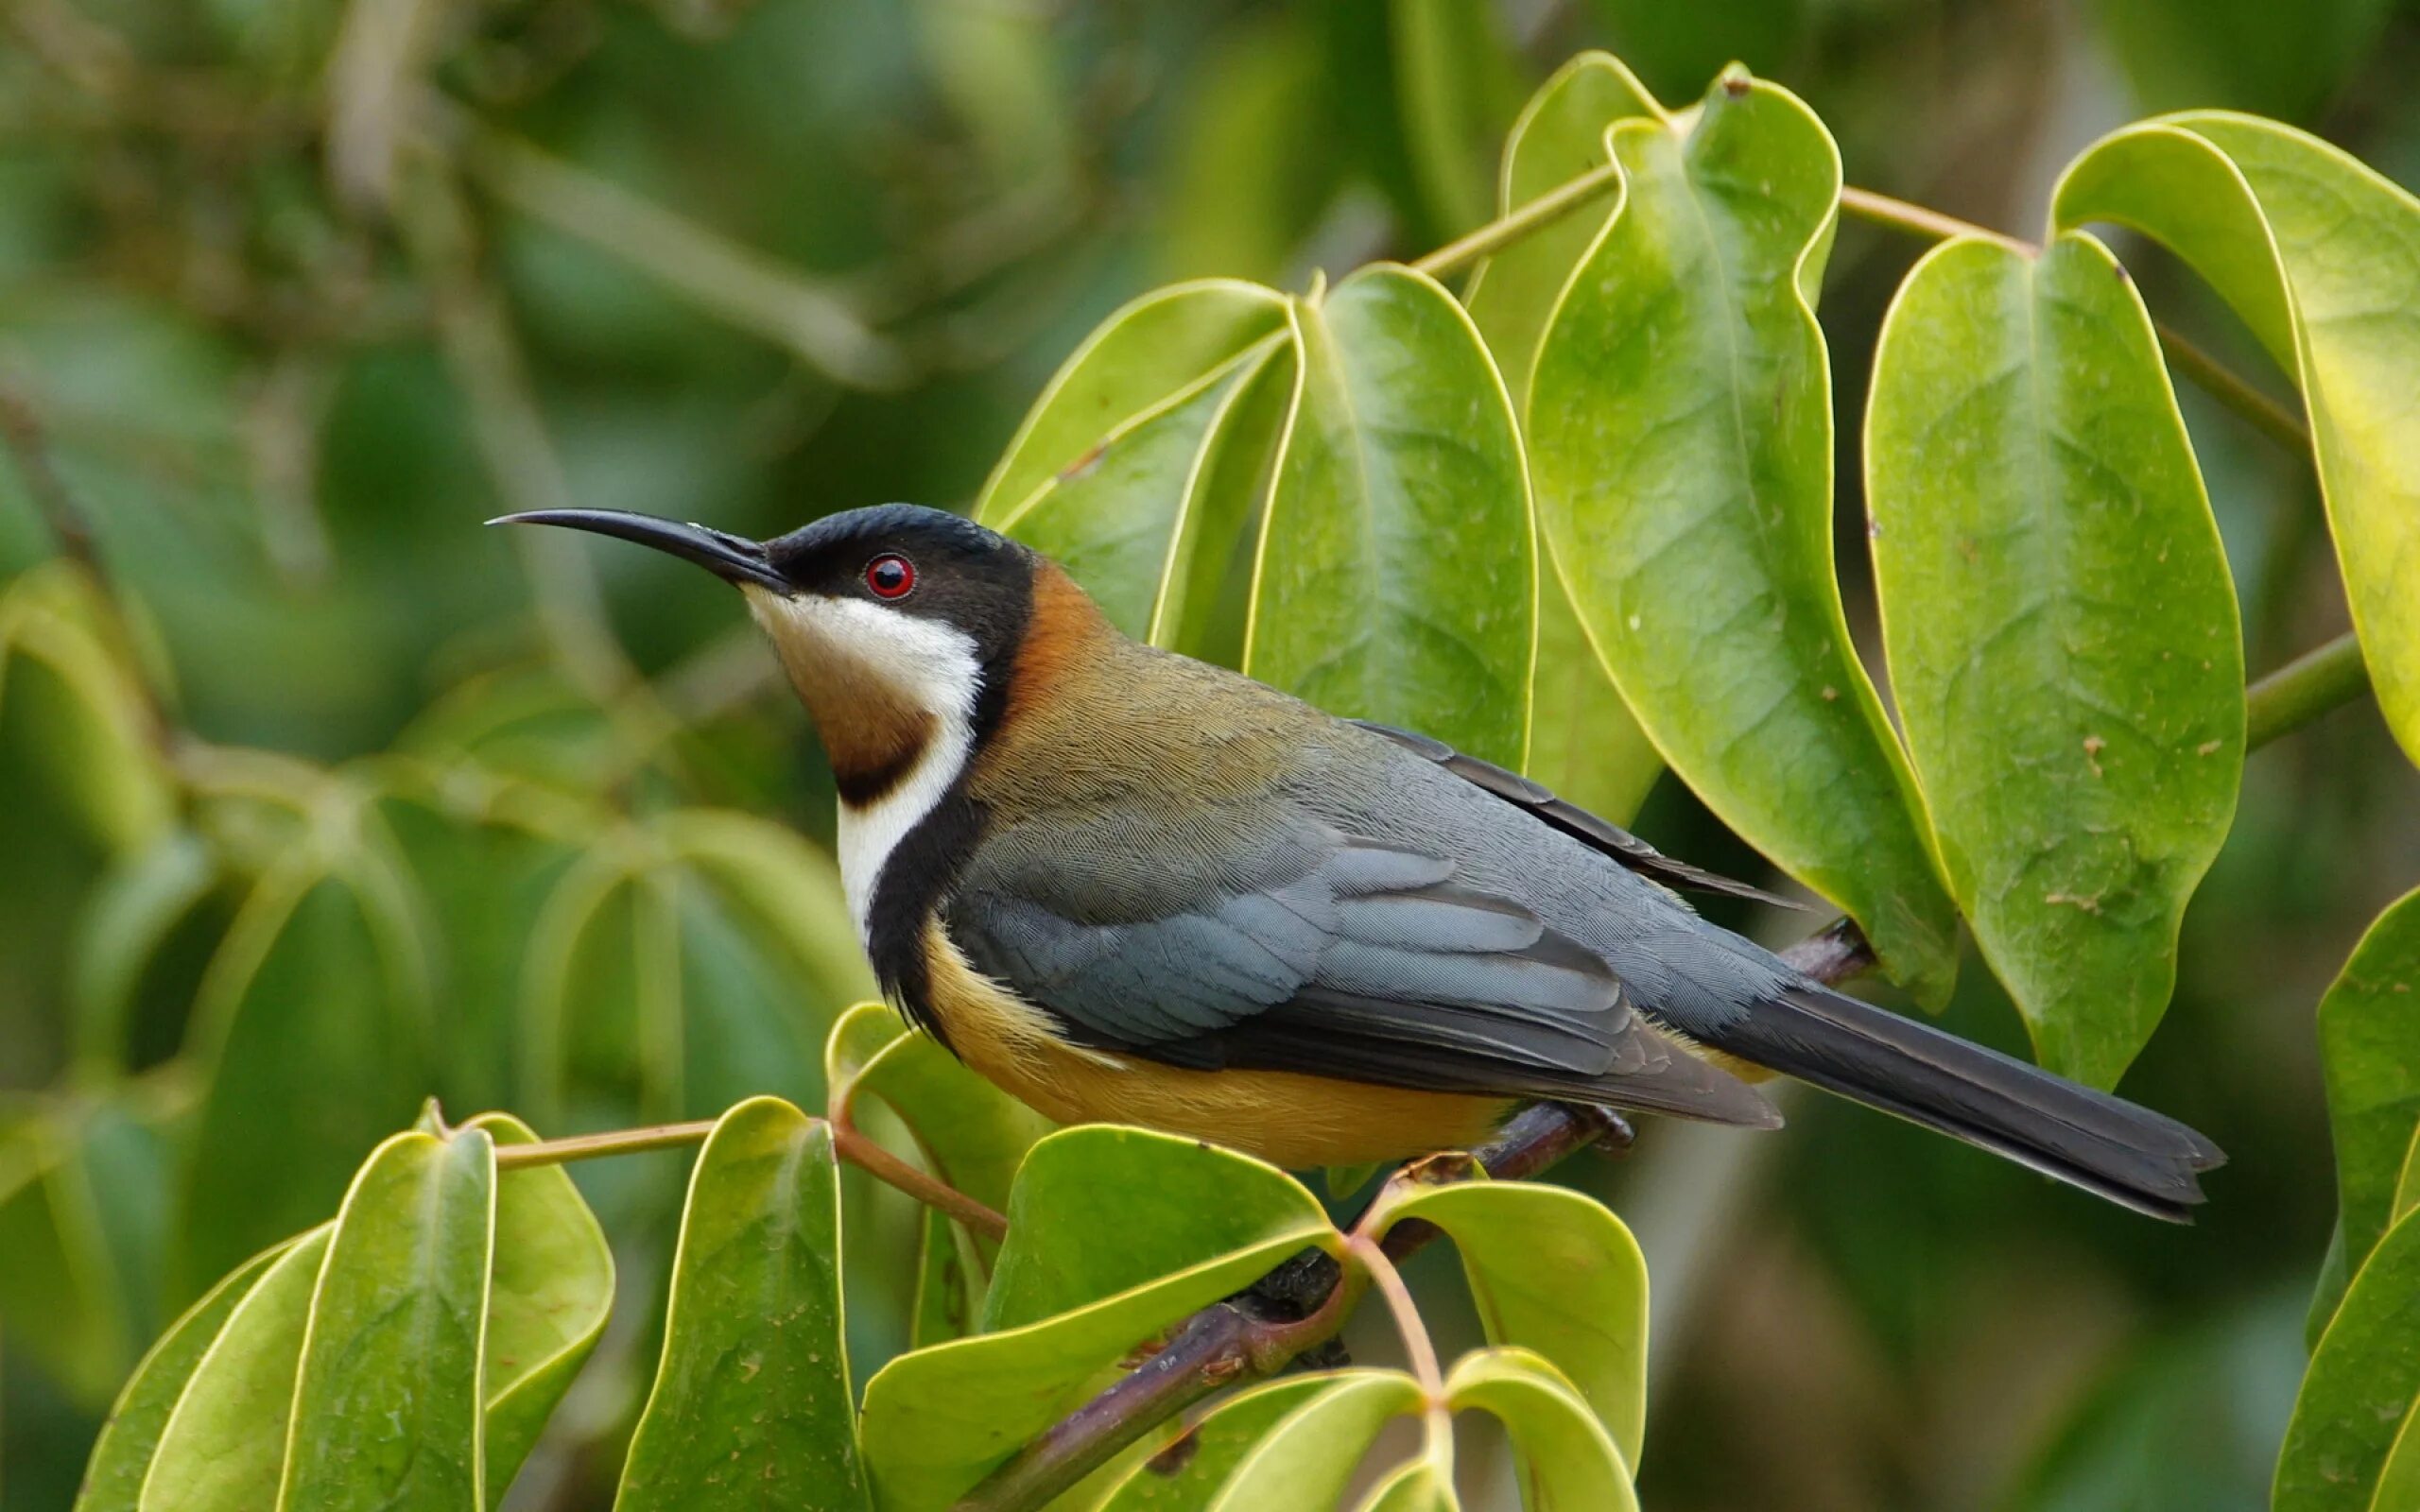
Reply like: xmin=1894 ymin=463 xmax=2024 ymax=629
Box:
xmin=1409 ymin=162 xmax=1624 ymax=280
xmin=0 ymin=373 xmax=102 ymax=576
xmin=954 ymin=922 xmax=1876 ymax=1512
xmin=1836 ymin=185 xmax=2312 ymax=453
xmin=490 ymin=1112 xmax=1010 ymax=1241
xmin=2246 ymin=630 xmax=2370 ymax=750
xmin=1350 ymin=1236 xmax=1443 ymax=1397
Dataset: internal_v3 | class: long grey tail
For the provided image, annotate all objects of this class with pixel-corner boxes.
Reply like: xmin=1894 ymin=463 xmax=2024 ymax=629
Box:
xmin=1689 ymin=983 xmax=2225 ymax=1221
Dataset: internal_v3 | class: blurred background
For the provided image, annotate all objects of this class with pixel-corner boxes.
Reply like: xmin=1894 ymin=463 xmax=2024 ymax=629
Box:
xmin=3 ymin=0 xmax=2418 ymax=1507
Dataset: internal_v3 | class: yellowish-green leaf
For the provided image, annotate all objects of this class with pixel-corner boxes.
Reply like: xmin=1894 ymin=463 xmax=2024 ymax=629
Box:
xmin=1094 ymin=1377 xmax=1335 ymax=1512
xmin=1248 ymin=265 xmax=1535 ymax=767
xmin=139 ymin=1227 xmax=332 ymax=1512
xmin=860 ymin=1128 xmax=1338 ymax=1510
xmin=1445 ymin=1348 xmax=1638 ymax=1512
xmin=2310 ymin=888 xmax=2420 ymax=1332
xmin=2276 ymin=1205 xmax=2420 ymax=1512
xmin=1201 ymin=1371 xmax=1423 ymax=1512
xmin=615 ymin=1096 xmax=870 ymax=1511
xmin=465 ymin=1113 xmax=613 ymax=1504
xmin=1352 ymin=1455 xmax=1461 ymax=1512
xmin=74 ymin=1240 xmax=290 ymax=1512
xmin=278 ymin=1127 xmax=496 ymax=1512
xmin=1371 ymin=1177 xmax=1648 ymax=1468
xmin=1864 ymin=231 xmax=2243 ymax=1087
xmin=976 ymin=282 xmax=1291 ymax=526
xmin=2054 ymin=113 xmax=2420 ymax=768
xmin=1527 ymin=69 xmax=1959 ymax=1004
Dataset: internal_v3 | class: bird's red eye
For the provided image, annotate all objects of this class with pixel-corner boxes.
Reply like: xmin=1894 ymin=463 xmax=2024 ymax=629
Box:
xmin=865 ymin=553 xmax=915 ymax=599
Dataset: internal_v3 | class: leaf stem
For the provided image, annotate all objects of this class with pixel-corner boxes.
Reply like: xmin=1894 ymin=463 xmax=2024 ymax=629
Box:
xmin=1409 ymin=163 xmax=1623 ymax=279
xmin=490 ymin=1113 xmax=1010 ymax=1241
xmin=1835 ymin=186 xmax=2311 ymax=452
xmin=2247 ymin=630 xmax=2371 ymax=750
xmin=1350 ymin=1236 xmax=1443 ymax=1399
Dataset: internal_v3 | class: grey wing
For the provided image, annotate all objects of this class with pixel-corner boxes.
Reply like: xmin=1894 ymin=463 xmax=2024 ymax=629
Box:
xmin=1347 ymin=720 xmax=1809 ymax=912
xmin=948 ymin=816 xmax=1776 ymax=1126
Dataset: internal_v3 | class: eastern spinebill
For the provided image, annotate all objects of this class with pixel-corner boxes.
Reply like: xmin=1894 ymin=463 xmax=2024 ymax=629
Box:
xmin=496 ymin=504 xmax=2222 ymax=1219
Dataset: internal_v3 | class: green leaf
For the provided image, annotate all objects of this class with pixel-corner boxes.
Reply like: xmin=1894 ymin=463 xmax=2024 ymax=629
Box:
xmin=0 ymin=568 xmax=175 ymax=853
xmin=2053 ymin=114 xmax=2420 ymax=769
xmin=1445 ymin=1348 xmax=1638 ymax=1512
xmin=1352 ymin=1456 xmax=1461 ymax=1512
xmin=74 ymin=1240 xmax=289 ymax=1512
xmin=1464 ymin=52 xmax=1664 ymax=401
xmin=614 ymin=1096 xmax=870 ymax=1511
xmin=69 ymin=829 xmax=219 ymax=1073
xmin=1863 ymin=231 xmax=2244 ymax=1087
xmin=975 ymin=282 xmax=1291 ymax=526
xmin=860 ymin=1128 xmax=1338 ymax=1510
xmin=1527 ymin=69 xmax=1959 ymax=1005
xmin=1390 ymin=0 xmax=1523 ymax=237
xmin=1094 ymin=1378 xmax=1334 ymax=1512
xmin=1462 ymin=57 xmax=1668 ymax=826
xmin=1372 ymin=1178 xmax=1648 ymax=1469
xmin=278 ymin=1128 xmax=496 ymax=1511
xmin=2275 ymin=1206 xmax=2420 ymax=1512
xmin=1248 ymin=265 xmax=1536 ymax=767
xmin=139 ymin=1227 xmax=332 ymax=1512
xmin=1199 ymin=1372 xmax=1423 ymax=1512
xmin=174 ymin=855 xmax=435 ymax=1299
xmin=981 ymin=1127 xmax=1335 ymax=1331
xmin=2310 ymin=888 xmax=2420 ymax=1331
xmin=0 ymin=1113 xmax=132 ymax=1404
xmin=843 ymin=1005 xmax=1055 ymax=1224
xmin=464 ymin=1113 xmax=613 ymax=1504
xmin=989 ymin=336 xmax=1288 ymax=644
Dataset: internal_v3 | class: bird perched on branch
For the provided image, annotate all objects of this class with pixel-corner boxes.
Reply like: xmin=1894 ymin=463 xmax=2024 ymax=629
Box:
xmin=497 ymin=504 xmax=2222 ymax=1219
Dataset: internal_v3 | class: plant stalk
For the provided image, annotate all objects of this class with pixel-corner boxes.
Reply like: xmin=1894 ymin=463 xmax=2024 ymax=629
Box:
xmin=492 ymin=1113 xmax=1009 ymax=1241
xmin=1409 ymin=163 xmax=1622 ymax=280
xmin=1836 ymin=186 xmax=2311 ymax=452
xmin=2247 ymin=631 xmax=2370 ymax=750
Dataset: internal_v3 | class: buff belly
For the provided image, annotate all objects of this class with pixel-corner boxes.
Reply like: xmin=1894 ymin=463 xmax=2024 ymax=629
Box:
xmin=917 ymin=922 xmax=1516 ymax=1168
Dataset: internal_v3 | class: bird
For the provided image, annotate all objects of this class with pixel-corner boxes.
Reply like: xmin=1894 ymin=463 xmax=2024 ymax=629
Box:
xmin=494 ymin=502 xmax=2224 ymax=1220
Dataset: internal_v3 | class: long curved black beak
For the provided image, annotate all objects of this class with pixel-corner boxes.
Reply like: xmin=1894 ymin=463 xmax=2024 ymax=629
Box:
xmin=490 ymin=508 xmax=788 ymax=593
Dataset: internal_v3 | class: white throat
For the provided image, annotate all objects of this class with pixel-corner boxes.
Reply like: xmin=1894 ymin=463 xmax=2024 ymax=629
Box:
xmin=743 ymin=591 xmax=984 ymax=940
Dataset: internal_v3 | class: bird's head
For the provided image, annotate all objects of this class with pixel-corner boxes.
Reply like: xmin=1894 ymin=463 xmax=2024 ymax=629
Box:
xmin=494 ymin=504 xmax=1065 ymax=809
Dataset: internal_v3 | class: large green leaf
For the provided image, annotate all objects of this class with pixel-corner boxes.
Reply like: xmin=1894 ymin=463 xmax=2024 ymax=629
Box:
xmin=174 ymin=849 xmax=434 ymax=1300
xmin=1200 ymin=1371 xmax=1424 ymax=1512
xmin=860 ymin=1128 xmax=1338 ymax=1510
xmin=466 ymin=1113 xmax=613 ymax=1504
xmin=1372 ymin=1178 xmax=1649 ymax=1468
xmin=2311 ymin=888 xmax=2420 ymax=1331
xmin=981 ymin=1127 xmax=1335 ymax=1331
xmin=1864 ymin=231 xmax=2243 ymax=1087
xmin=1463 ymin=52 xmax=1664 ymax=401
xmin=2054 ymin=114 xmax=2420 ymax=768
xmin=614 ymin=1096 xmax=870 ymax=1511
xmin=1247 ymin=265 xmax=1535 ymax=767
xmin=1464 ymin=55 xmax=1668 ymax=827
xmin=140 ymin=1227 xmax=332 ymax=1512
xmin=1445 ymin=1349 xmax=1638 ymax=1512
xmin=279 ymin=1127 xmax=496 ymax=1512
xmin=2275 ymin=1206 xmax=2420 ymax=1512
xmin=991 ymin=337 xmax=1289 ymax=643
xmin=74 ymin=1240 xmax=290 ymax=1512
xmin=1527 ymin=70 xmax=1958 ymax=1003
xmin=975 ymin=282 xmax=1291 ymax=527
xmin=1094 ymin=1377 xmax=1335 ymax=1512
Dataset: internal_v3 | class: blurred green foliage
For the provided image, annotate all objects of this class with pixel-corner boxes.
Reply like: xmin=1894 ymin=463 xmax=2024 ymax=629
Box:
xmin=2 ymin=2 xmax=2418 ymax=1510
